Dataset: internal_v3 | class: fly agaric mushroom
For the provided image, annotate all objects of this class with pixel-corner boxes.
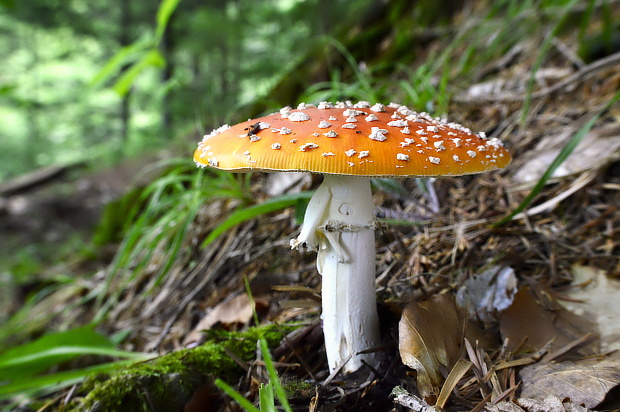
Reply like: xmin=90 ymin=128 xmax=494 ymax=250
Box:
xmin=194 ymin=101 xmax=511 ymax=373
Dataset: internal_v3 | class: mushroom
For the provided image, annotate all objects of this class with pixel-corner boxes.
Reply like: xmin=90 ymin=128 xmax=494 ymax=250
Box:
xmin=193 ymin=101 xmax=512 ymax=373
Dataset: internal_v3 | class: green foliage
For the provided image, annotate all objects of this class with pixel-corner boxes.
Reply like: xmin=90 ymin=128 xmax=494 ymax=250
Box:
xmin=202 ymin=191 xmax=313 ymax=248
xmin=0 ymin=325 xmax=151 ymax=401
xmin=94 ymin=158 xmax=250 ymax=320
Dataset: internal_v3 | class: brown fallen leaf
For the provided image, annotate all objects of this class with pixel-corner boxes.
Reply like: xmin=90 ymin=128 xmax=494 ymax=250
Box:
xmin=562 ymin=264 xmax=620 ymax=353
xmin=398 ymin=294 xmax=465 ymax=398
xmin=488 ymin=395 xmax=593 ymax=411
xmin=183 ymin=293 xmax=268 ymax=345
xmin=499 ymin=286 xmax=597 ymax=356
xmin=518 ymin=359 xmax=620 ymax=409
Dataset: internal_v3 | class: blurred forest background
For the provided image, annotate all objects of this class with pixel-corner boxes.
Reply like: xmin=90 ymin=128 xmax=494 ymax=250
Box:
xmin=1 ymin=0 xmax=620 ymax=410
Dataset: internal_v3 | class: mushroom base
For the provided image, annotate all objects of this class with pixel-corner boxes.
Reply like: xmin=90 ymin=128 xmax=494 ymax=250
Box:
xmin=292 ymin=174 xmax=381 ymax=373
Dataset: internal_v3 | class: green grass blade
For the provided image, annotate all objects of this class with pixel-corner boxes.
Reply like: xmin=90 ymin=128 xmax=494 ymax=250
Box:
xmin=201 ymin=192 xmax=313 ymax=248
xmin=0 ymin=325 xmax=145 ymax=380
xmin=155 ymin=0 xmax=181 ymax=42
xmin=112 ymin=49 xmax=166 ymax=96
xmin=214 ymin=378 xmax=260 ymax=412
xmin=90 ymin=35 xmax=153 ymax=88
xmin=259 ymin=338 xmax=292 ymax=412
xmin=0 ymin=359 xmax=148 ymax=401
xmin=259 ymin=382 xmax=276 ymax=412
xmin=496 ymin=90 xmax=620 ymax=226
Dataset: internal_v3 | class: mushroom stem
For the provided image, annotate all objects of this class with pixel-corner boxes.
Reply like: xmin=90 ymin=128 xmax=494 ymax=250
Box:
xmin=292 ymin=174 xmax=381 ymax=373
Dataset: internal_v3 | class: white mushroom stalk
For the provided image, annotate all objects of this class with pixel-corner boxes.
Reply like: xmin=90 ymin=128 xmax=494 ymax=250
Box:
xmin=291 ymin=174 xmax=381 ymax=373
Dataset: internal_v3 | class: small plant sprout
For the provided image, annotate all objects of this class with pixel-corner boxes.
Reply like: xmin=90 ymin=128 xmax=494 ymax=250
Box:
xmin=194 ymin=101 xmax=512 ymax=373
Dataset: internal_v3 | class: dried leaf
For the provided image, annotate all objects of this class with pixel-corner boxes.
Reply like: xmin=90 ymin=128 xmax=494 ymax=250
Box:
xmin=456 ymin=265 xmax=517 ymax=324
xmin=499 ymin=287 xmax=596 ymax=355
xmin=183 ymin=293 xmax=268 ymax=345
xmin=490 ymin=395 xmax=592 ymax=411
xmin=399 ymin=295 xmax=464 ymax=398
xmin=513 ymin=124 xmax=620 ymax=184
xmin=562 ymin=264 xmax=620 ymax=353
xmin=518 ymin=359 xmax=620 ymax=409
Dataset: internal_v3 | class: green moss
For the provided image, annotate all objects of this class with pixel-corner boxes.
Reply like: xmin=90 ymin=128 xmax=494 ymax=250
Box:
xmin=282 ymin=379 xmax=315 ymax=400
xmin=62 ymin=324 xmax=294 ymax=412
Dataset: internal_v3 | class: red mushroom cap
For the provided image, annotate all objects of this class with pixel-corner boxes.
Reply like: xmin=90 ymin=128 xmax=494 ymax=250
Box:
xmin=194 ymin=101 xmax=511 ymax=177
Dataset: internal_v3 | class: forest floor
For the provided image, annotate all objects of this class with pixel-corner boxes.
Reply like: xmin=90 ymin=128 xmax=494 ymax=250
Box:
xmin=2 ymin=5 xmax=620 ymax=412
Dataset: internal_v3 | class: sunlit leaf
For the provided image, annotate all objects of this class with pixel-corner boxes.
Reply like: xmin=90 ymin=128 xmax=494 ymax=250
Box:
xmin=156 ymin=0 xmax=181 ymax=42
xmin=112 ymin=49 xmax=166 ymax=96
xmin=0 ymin=325 xmax=144 ymax=380
xmin=90 ymin=35 xmax=154 ymax=88
xmin=0 ymin=359 xmax=147 ymax=401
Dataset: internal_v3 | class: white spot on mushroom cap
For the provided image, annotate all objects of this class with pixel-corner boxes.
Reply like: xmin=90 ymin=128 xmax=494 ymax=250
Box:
xmin=299 ymin=143 xmax=319 ymax=151
xmin=452 ymin=138 xmax=462 ymax=147
xmin=271 ymin=143 xmax=281 ymax=150
xmin=388 ymin=119 xmax=408 ymax=127
xmin=467 ymin=150 xmax=477 ymax=158
xmin=365 ymin=114 xmax=379 ymax=122
xmin=358 ymin=150 xmax=370 ymax=159
xmin=249 ymin=135 xmax=260 ymax=142
xmin=345 ymin=149 xmax=356 ymax=157
xmin=345 ymin=116 xmax=358 ymax=122
xmin=322 ymin=152 xmax=336 ymax=157
xmin=343 ymin=109 xmax=365 ymax=117
xmin=202 ymin=124 xmax=231 ymax=142
xmin=328 ymin=116 xmax=337 ymax=121
xmin=208 ymin=157 xmax=219 ymax=167
xmin=433 ymin=141 xmax=446 ymax=151
xmin=453 ymin=155 xmax=461 ymax=162
xmin=318 ymin=101 xmax=334 ymax=109
xmin=428 ymin=156 xmax=441 ymax=164
xmin=369 ymin=127 xmax=388 ymax=141
xmin=280 ymin=107 xmax=291 ymax=118
xmin=289 ymin=111 xmax=311 ymax=122
xmin=354 ymin=101 xmax=371 ymax=108
xmin=342 ymin=123 xmax=357 ymax=129
xmin=396 ymin=153 xmax=410 ymax=161
xmin=279 ymin=127 xmax=293 ymax=135
xmin=397 ymin=106 xmax=416 ymax=117
xmin=401 ymin=127 xmax=411 ymax=135
xmin=370 ymin=103 xmax=386 ymax=112
xmin=324 ymin=130 xmax=338 ymax=138
xmin=317 ymin=120 xmax=331 ymax=128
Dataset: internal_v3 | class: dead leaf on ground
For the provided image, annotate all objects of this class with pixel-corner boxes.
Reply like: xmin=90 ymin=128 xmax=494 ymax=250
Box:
xmin=562 ymin=264 xmax=620 ymax=353
xmin=518 ymin=359 xmax=620 ymax=409
xmin=183 ymin=293 xmax=268 ymax=345
xmin=456 ymin=265 xmax=517 ymax=325
xmin=488 ymin=395 xmax=592 ymax=411
xmin=499 ymin=286 xmax=597 ymax=356
xmin=398 ymin=294 xmax=465 ymax=398
xmin=512 ymin=124 xmax=620 ymax=184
